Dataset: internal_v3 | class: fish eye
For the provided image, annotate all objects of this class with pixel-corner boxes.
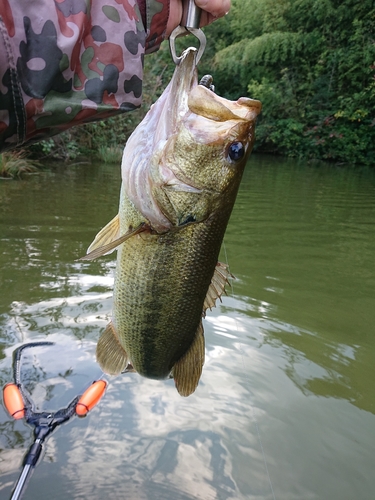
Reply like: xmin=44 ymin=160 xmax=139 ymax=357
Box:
xmin=228 ymin=142 xmax=245 ymax=161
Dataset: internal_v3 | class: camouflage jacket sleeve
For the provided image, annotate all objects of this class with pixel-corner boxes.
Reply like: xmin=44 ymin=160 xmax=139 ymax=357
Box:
xmin=0 ymin=0 xmax=170 ymax=152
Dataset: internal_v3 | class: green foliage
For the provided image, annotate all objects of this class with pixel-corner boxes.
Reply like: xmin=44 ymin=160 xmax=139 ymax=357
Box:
xmin=29 ymin=133 xmax=81 ymax=161
xmin=0 ymin=151 xmax=43 ymax=179
xmin=211 ymin=0 xmax=375 ymax=165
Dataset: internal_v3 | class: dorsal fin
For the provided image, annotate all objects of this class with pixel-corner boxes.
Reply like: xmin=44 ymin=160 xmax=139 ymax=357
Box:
xmin=203 ymin=262 xmax=234 ymax=316
xmin=78 ymin=223 xmax=147 ymax=261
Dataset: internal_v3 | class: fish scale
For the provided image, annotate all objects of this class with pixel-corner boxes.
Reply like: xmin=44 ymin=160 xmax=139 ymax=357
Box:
xmin=113 ymin=194 xmax=233 ymax=380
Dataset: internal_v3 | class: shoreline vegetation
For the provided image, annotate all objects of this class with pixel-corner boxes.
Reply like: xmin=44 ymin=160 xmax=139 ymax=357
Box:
xmin=5 ymin=0 xmax=373 ymax=175
xmin=207 ymin=0 xmax=374 ymax=166
xmin=0 ymin=151 xmax=42 ymax=179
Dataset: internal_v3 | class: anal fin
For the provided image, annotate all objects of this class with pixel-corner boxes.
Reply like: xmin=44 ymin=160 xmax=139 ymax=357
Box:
xmin=173 ymin=320 xmax=205 ymax=397
xmin=96 ymin=322 xmax=128 ymax=375
xmin=203 ymin=261 xmax=234 ymax=315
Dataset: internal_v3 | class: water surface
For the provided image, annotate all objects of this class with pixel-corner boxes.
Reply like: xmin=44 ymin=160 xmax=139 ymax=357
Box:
xmin=0 ymin=156 xmax=374 ymax=499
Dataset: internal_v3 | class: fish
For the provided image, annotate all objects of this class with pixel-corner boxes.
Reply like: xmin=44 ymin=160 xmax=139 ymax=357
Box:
xmin=82 ymin=48 xmax=261 ymax=396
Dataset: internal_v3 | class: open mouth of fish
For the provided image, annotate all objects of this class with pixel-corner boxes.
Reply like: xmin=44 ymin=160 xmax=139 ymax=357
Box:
xmin=121 ymin=47 xmax=262 ymax=233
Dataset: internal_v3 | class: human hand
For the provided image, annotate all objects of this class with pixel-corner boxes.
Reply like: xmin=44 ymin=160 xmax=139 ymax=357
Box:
xmin=166 ymin=0 xmax=231 ymax=37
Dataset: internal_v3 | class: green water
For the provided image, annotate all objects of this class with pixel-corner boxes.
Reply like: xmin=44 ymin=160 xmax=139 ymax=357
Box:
xmin=0 ymin=156 xmax=374 ymax=500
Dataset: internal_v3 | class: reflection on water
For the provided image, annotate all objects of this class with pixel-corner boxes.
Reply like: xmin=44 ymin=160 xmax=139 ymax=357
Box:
xmin=0 ymin=157 xmax=375 ymax=499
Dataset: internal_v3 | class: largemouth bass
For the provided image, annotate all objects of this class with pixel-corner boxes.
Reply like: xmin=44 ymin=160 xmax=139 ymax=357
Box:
xmin=83 ymin=48 xmax=261 ymax=396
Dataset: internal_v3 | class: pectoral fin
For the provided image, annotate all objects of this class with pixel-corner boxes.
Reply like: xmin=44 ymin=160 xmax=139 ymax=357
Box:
xmin=96 ymin=322 xmax=128 ymax=375
xmin=173 ymin=321 xmax=205 ymax=397
xmin=87 ymin=214 xmax=120 ymax=254
xmin=79 ymin=222 xmax=146 ymax=261
xmin=203 ymin=262 xmax=234 ymax=315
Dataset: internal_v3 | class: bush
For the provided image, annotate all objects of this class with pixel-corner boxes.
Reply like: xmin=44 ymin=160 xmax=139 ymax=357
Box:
xmin=211 ymin=0 xmax=375 ymax=165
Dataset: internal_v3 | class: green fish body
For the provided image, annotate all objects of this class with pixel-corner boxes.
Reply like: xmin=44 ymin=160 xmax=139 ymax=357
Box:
xmin=83 ymin=48 xmax=261 ymax=396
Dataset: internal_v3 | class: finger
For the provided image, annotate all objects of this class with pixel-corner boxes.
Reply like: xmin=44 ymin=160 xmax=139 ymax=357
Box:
xmin=166 ymin=0 xmax=183 ymax=37
xmin=195 ymin=0 xmax=231 ymax=19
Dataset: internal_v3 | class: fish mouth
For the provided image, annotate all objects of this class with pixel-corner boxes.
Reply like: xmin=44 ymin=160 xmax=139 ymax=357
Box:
xmin=121 ymin=47 xmax=261 ymax=233
xmin=186 ymin=86 xmax=262 ymax=147
xmin=188 ymin=85 xmax=262 ymax=124
xmin=153 ymin=49 xmax=199 ymax=143
xmin=162 ymin=49 xmax=261 ymax=143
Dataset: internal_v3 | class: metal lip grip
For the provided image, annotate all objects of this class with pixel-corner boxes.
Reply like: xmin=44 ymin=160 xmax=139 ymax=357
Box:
xmin=169 ymin=0 xmax=207 ymax=65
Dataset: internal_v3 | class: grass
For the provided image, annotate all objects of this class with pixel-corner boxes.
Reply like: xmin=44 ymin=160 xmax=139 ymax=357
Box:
xmin=97 ymin=146 xmax=123 ymax=164
xmin=0 ymin=151 xmax=42 ymax=179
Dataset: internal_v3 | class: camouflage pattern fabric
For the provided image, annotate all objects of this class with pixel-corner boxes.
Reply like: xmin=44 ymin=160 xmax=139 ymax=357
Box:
xmin=0 ymin=0 xmax=169 ymax=152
